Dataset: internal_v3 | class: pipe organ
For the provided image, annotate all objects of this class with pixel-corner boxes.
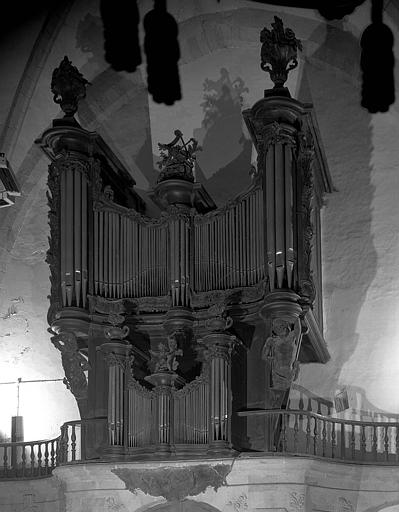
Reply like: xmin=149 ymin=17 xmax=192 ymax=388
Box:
xmin=38 ymin=18 xmax=332 ymax=460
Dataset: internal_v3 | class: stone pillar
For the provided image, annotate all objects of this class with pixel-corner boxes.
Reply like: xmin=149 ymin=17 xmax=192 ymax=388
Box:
xmin=199 ymin=308 xmax=237 ymax=454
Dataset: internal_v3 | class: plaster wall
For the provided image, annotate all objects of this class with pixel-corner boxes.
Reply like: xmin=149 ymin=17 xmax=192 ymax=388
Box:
xmin=2 ymin=456 xmax=399 ymax=512
xmin=0 ymin=0 xmax=399 ymax=441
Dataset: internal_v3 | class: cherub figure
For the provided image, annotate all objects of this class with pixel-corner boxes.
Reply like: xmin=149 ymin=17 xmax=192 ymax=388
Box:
xmin=261 ymin=318 xmax=301 ymax=390
xmin=149 ymin=332 xmax=183 ymax=373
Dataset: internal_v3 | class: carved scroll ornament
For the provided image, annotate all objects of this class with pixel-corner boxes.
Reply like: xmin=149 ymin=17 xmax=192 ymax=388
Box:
xmin=51 ymin=331 xmax=89 ymax=399
xmin=297 ymin=129 xmax=316 ymax=303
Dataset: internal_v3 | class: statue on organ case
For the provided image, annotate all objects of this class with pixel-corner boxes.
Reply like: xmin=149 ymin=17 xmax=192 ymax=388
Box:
xmin=261 ymin=318 xmax=301 ymax=391
xmin=149 ymin=332 xmax=183 ymax=373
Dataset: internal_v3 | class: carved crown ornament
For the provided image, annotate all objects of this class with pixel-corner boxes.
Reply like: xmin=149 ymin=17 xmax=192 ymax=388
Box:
xmin=157 ymin=129 xmax=201 ymax=183
xmin=260 ymin=16 xmax=303 ymax=93
xmin=51 ymin=56 xmax=90 ymax=118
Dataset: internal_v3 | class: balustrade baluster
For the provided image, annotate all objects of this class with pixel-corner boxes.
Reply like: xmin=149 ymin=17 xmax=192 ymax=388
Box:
xmin=71 ymin=425 xmax=76 ymax=461
xmin=396 ymin=426 xmax=399 ymax=463
xmin=281 ymin=413 xmax=287 ymax=452
xmin=51 ymin=440 xmax=56 ymax=468
xmin=44 ymin=441 xmax=49 ymax=472
xmin=293 ymin=413 xmax=299 ymax=452
xmin=30 ymin=444 xmax=35 ymax=476
xmin=340 ymin=422 xmax=345 ymax=460
xmin=313 ymin=417 xmax=318 ymax=455
xmin=37 ymin=443 xmax=42 ymax=476
xmin=298 ymin=392 xmax=304 ymax=420
xmin=361 ymin=425 xmax=366 ymax=460
xmin=64 ymin=427 xmax=69 ymax=462
xmin=331 ymin=422 xmax=336 ymax=458
xmin=305 ymin=415 xmax=311 ymax=454
xmin=322 ymin=419 xmax=327 ymax=457
xmin=3 ymin=446 xmax=8 ymax=476
xmin=372 ymin=425 xmax=378 ymax=458
xmin=21 ymin=444 xmax=26 ymax=476
xmin=351 ymin=424 xmax=356 ymax=460
xmin=384 ymin=426 xmax=389 ymax=461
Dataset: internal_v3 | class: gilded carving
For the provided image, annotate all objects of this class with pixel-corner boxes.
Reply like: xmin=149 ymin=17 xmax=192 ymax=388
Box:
xmin=261 ymin=318 xmax=301 ymax=390
xmin=51 ymin=331 xmax=89 ymax=399
xmin=111 ymin=463 xmax=231 ymax=501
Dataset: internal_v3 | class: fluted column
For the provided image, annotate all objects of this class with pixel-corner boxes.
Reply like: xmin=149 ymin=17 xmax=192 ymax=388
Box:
xmin=99 ymin=322 xmax=131 ymax=453
xmin=145 ymin=372 xmax=178 ymax=455
xmin=199 ymin=310 xmax=237 ymax=454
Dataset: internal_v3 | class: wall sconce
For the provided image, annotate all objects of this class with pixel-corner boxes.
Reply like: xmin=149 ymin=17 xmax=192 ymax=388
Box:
xmin=0 ymin=152 xmax=20 ymax=208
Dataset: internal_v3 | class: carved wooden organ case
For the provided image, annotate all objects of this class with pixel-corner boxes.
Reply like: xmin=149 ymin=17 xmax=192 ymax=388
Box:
xmin=36 ymin=50 xmax=333 ymax=458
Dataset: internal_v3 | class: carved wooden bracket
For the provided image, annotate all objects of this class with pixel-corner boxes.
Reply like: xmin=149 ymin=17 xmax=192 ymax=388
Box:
xmin=112 ymin=463 xmax=231 ymax=501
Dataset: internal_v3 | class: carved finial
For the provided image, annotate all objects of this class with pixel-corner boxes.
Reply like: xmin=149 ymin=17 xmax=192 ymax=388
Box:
xmin=260 ymin=16 xmax=302 ymax=95
xmin=157 ymin=130 xmax=201 ymax=183
xmin=51 ymin=56 xmax=90 ymax=118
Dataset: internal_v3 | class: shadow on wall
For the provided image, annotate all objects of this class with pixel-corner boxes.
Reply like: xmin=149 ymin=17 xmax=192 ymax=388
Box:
xmin=192 ymin=68 xmax=252 ymax=206
xmin=296 ymin=21 xmax=377 ymax=397
xmin=75 ymin=13 xmax=158 ymax=190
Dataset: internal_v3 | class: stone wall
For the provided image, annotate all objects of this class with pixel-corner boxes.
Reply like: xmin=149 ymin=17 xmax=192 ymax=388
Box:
xmin=2 ymin=456 xmax=399 ymax=512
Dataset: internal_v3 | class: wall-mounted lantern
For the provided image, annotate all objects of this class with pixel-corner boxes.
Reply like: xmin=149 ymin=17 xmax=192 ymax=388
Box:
xmin=0 ymin=152 xmax=20 ymax=208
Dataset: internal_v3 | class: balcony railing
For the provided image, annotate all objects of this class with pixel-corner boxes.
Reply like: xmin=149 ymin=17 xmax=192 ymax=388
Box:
xmin=2 ymin=409 xmax=399 ymax=479
xmin=0 ymin=438 xmax=59 ymax=479
xmin=238 ymin=409 xmax=399 ymax=463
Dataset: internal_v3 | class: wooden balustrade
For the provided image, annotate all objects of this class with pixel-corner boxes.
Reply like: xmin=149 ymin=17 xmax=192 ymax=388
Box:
xmin=238 ymin=409 xmax=399 ymax=463
xmin=0 ymin=438 xmax=58 ymax=478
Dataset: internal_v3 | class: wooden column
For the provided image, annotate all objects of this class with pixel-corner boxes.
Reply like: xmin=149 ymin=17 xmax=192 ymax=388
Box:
xmin=145 ymin=371 xmax=178 ymax=456
xmin=199 ymin=312 xmax=237 ymax=455
xmin=98 ymin=323 xmax=131 ymax=457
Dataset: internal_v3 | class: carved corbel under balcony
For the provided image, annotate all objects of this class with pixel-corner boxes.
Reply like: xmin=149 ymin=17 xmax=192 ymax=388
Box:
xmin=51 ymin=331 xmax=89 ymax=414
